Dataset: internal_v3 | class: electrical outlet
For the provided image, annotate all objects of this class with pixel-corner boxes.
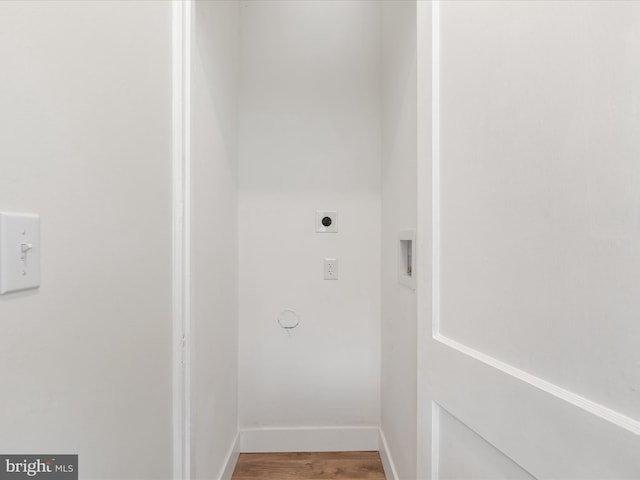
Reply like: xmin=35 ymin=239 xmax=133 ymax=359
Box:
xmin=324 ymin=258 xmax=338 ymax=280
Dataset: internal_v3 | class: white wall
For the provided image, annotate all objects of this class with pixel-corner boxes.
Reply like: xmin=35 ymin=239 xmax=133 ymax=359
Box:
xmin=0 ymin=1 xmax=173 ymax=478
xmin=380 ymin=2 xmax=418 ymax=478
xmin=238 ymin=0 xmax=381 ymax=430
xmin=438 ymin=0 xmax=640 ymax=426
xmin=422 ymin=1 xmax=640 ymax=478
xmin=191 ymin=1 xmax=239 ymax=477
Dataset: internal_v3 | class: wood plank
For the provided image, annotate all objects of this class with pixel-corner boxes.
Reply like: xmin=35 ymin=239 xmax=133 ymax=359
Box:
xmin=232 ymin=451 xmax=386 ymax=480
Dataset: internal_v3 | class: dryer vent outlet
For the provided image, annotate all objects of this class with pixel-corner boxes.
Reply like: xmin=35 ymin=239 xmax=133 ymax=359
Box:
xmin=316 ymin=210 xmax=338 ymax=233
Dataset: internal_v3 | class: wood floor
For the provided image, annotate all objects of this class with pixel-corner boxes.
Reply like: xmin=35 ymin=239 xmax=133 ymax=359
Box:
xmin=231 ymin=451 xmax=386 ymax=480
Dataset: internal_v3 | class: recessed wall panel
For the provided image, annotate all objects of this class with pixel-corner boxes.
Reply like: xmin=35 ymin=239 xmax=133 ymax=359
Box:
xmin=437 ymin=407 xmax=533 ymax=480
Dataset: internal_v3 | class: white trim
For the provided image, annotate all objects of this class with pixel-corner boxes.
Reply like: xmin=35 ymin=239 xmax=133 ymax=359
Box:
xmin=172 ymin=1 xmax=193 ymax=479
xmin=430 ymin=402 xmax=440 ymax=480
xmin=431 ymin=0 xmax=441 ymax=339
xmin=434 ymin=333 xmax=640 ymax=436
xmin=239 ymin=427 xmax=379 ymax=453
xmin=183 ymin=2 xmax=193 ymax=475
xmin=220 ymin=433 xmax=240 ymax=480
xmin=416 ymin=1 xmax=434 ymax=478
xmin=378 ymin=429 xmax=400 ymax=480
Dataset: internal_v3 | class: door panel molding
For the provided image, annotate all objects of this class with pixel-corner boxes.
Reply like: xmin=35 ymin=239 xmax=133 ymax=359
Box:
xmin=416 ymin=0 xmax=434 ymax=478
xmin=427 ymin=339 xmax=640 ymax=478
xmin=172 ymin=1 xmax=193 ymax=478
xmin=433 ymin=333 xmax=640 ymax=436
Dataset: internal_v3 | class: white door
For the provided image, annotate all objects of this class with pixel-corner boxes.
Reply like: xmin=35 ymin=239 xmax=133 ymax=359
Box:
xmin=418 ymin=1 xmax=640 ymax=478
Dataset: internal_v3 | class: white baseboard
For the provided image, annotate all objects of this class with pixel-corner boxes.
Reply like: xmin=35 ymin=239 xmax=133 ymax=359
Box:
xmin=220 ymin=432 xmax=240 ymax=480
xmin=378 ymin=429 xmax=400 ymax=480
xmin=239 ymin=426 xmax=380 ymax=453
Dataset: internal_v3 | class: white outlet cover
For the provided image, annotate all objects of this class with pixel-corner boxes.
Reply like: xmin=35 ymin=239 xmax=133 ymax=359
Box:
xmin=324 ymin=258 xmax=338 ymax=280
xmin=316 ymin=210 xmax=338 ymax=233
xmin=0 ymin=212 xmax=40 ymax=295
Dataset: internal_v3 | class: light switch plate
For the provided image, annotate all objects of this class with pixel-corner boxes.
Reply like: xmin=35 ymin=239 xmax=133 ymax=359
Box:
xmin=0 ymin=212 xmax=40 ymax=295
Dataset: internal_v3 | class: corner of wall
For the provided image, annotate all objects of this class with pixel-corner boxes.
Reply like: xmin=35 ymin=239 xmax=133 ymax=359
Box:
xmin=220 ymin=433 xmax=241 ymax=480
xmin=379 ymin=428 xmax=401 ymax=480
